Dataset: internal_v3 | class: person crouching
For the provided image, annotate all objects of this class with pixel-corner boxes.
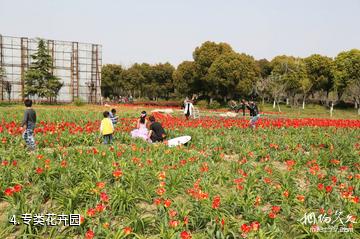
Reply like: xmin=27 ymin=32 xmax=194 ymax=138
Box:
xmin=147 ymin=115 xmax=166 ymax=143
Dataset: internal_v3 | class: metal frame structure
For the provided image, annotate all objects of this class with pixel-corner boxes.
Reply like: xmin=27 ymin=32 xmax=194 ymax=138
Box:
xmin=0 ymin=34 xmax=102 ymax=103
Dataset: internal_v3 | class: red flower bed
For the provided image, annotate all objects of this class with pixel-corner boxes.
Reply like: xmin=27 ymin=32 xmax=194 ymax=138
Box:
xmin=131 ymin=101 xmax=182 ymax=107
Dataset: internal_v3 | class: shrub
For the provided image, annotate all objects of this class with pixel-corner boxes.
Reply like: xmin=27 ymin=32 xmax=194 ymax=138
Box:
xmin=73 ymin=97 xmax=85 ymax=106
xmin=195 ymin=100 xmax=208 ymax=108
xmin=207 ymin=100 xmax=221 ymax=109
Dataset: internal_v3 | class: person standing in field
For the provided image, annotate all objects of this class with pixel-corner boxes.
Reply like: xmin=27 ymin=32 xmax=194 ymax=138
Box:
xmin=246 ymin=101 xmax=260 ymax=128
xmin=100 ymin=111 xmax=114 ymax=144
xmin=240 ymin=99 xmax=246 ymax=116
xmin=21 ymin=99 xmax=36 ymax=151
xmin=109 ymin=108 xmax=118 ymax=125
xmin=184 ymin=99 xmax=194 ymax=120
xmin=147 ymin=115 xmax=167 ymax=143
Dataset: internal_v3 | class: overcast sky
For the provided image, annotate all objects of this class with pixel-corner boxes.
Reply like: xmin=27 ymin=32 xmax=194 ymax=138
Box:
xmin=1 ymin=0 xmax=359 ymax=66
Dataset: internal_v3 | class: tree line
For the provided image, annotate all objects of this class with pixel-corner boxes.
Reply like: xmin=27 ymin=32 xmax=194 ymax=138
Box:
xmin=102 ymin=41 xmax=360 ymax=110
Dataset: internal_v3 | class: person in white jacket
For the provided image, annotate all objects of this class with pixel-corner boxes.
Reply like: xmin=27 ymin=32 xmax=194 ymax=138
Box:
xmin=184 ymin=99 xmax=194 ymax=120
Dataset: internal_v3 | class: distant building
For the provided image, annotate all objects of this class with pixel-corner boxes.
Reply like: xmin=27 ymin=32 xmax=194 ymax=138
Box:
xmin=0 ymin=34 xmax=102 ymax=103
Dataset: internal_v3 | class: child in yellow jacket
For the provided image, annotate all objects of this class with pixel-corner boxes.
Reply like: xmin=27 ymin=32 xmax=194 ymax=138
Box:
xmin=100 ymin=111 xmax=114 ymax=144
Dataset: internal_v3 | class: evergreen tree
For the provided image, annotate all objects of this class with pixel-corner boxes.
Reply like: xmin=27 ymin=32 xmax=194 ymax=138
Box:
xmin=24 ymin=39 xmax=63 ymax=102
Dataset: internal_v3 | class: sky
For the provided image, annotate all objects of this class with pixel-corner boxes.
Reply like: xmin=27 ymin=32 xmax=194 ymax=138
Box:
xmin=1 ymin=0 xmax=359 ymax=66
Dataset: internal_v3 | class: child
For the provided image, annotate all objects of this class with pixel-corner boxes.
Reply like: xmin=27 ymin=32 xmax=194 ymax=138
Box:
xmin=21 ymin=99 xmax=36 ymax=151
xmin=130 ymin=111 xmax=149 ymax=141
xmin=147 ymin=115 xmax=166 ymax=143
xmin=109 ymin=108 xmax=118 ymax=125
xmin=100 ymin=111 xmax=114 ymax=144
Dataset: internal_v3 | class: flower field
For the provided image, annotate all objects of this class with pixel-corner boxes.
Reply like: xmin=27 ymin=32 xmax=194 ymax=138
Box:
xmin=0 ymin=106 xmax=360 ymax=239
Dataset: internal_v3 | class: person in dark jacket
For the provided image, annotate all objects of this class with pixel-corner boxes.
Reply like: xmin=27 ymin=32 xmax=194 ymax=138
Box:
xmin=21 ymin=99 xmax=36 ymax=151
xmin=240 ymin=99 xmax=246 ymax=116
xmin=246 ymin=101 xmax=260 ymax=128
xmin=147 ymin=115 xmax=166 ymax=143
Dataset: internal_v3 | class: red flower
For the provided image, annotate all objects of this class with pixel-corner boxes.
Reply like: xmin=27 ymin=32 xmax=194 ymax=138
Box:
xmin=283 ymin=190 xmax=289 ymax=197
xmin=268 ymin=212 xmax=277 ymax=219
xmin=123 ymin=227 xmax=132 ymax=235
xmin=200 ymin=162 xmax=209 ymax=172
xmin=36 ymin=167 xmax=44 ymax=174
xmin=85 ymin=229 xmax=95 ymax=239
xmin=13 ymin=184 xmax=22 ymax=192
xmin=212 ymin=195 xmax=221 ymax=209
xmin=37 ymin=154 xmax=44 ymax=160
xmin=169 ymin=220 xmax=179 ymax=228
xmin=164 ymin=199 xmax=172 ymax=208
xmin=100 ymin=192 xmax=109 ymax=202
xmin=180 ymin=231 xmax=192 ymax=239
xmin=251 ymin=221 xmax=260 ymax=231
xmin=352 ymin=196 xmax=359 ymax=203
xmin=96 ymin=182 xmax=106 ymax=189
xmin=241 ymin=223 xmax=251 ymax=233
xmin=96 ymin=203 xmax=106 ymax=212
xmin=325 ymin=185 xmax=333 ymax=193
xmin=331 ymin=176 xmax=337 ymax=184
xmin=254 ymin=196 xmax=261 ymax=206
xmin=318 ymin=183 xmax=324 ymax=190
xmin=183 ymin=216 xmax=189 ymax=225
xmin=263 ymin=177 xmax=271 ymax=184
xmin=4 ymin=188 xmax=14 ymax=196
xmin=158 ymin=171 xmax=166 ymax=180
xmin=271 ymin=206 xmax=281 ymax=213
xmin=153 ymin=198 xmax=162 ymax=205
xmin=60 ymin=160 xmax=67 ymax=168
xmin=156 ymin=187 xmax=166 ymax=196
xmin=169 ymin=210 xmax=177 ymax=218
xmin=86 ymin=208 xmax=96 ymax=217
xmin=297 ymin=195 xmax=305 ymax=202
xmin=221 ymin=218 xmax=225 ymax=227
xmin=112 ymin=169 xmax=123 ymax=178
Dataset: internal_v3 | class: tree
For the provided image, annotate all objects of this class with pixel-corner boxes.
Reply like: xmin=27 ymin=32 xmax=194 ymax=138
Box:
xmin=173 ymin=61 xmax=199 ymax=97
xmin=346 ymin=80 xmax=360 ymax=114
xmin=256 ymin=58 xmax=272 ymax=79
xmin=150 ymin=63 xmax=175 ymax=100
xmin=333 ymin=49 xmax=360 ymax=101
xmin=304 ymin=54 xmax=334 ymax=103
xmin=255 ymin=59 xmax=272 ymax=105
xmin=121 ymin=63 xmax=146 ymax=98
xmin=193 ymin=41 xmax=234 ymax=101
xmin=271 ymin=56 xmax=307 ymax=105
xmin=255 ymin=77 xmax=271 ymax=105
xmin=101 ymin=64 xmax=124 ymax=98
xmin=299 ymin=77 xmax=312 ymax=109
xmin=268 ymin=74 xmax=288 ymax=112
xmin=24 ymin=39 xmax=63 ymax=102
xmin=208 ymin=52 xmax=258 ymax=102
